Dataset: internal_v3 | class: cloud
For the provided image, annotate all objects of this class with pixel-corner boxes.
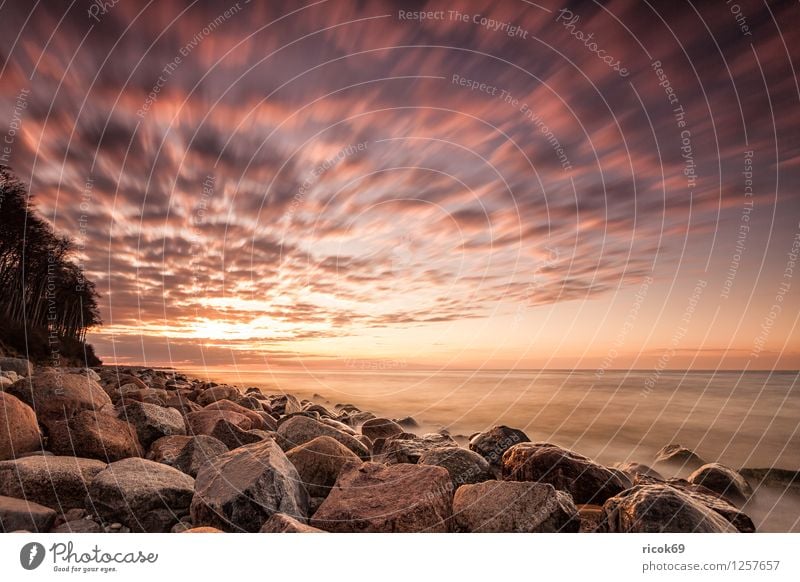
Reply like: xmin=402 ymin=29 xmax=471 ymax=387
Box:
xmin=1 ymin=0 xmax=797 ymax=366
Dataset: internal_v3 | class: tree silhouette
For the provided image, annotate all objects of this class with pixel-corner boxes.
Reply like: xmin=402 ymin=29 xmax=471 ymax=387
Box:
xmin=0 ymin=166 xmax=101 ymax=352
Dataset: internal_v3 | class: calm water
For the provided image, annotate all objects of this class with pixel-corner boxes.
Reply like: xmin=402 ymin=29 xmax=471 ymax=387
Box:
xmin=185 ymin=367 xmax=800 ymax=531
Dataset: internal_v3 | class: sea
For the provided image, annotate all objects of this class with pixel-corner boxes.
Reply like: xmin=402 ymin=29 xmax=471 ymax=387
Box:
xmin=184 ymin=367 xmax=800 ymax=532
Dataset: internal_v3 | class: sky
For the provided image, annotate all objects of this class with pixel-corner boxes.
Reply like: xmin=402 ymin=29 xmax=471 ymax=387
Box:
xmin=0 ymin=0 xmax=798 ymax=371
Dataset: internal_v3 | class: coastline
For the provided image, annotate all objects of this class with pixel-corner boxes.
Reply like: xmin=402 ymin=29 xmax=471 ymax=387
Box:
xmin=1 ymin=362 xmax=798 ymax=533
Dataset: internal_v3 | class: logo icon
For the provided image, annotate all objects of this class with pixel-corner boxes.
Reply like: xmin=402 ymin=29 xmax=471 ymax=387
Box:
xmin=20 ymin=542 xmax=46 ymax=570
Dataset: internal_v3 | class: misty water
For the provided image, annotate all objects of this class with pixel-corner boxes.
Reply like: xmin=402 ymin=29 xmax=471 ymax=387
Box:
xmin=189 ymin=367 xmax=800 ymax=531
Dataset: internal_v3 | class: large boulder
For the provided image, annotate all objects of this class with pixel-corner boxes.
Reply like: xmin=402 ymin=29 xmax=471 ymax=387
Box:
xmin=310 ymin=462 xmax=453 ymax=532
xmin=87 ymin=458 xmax=195 ymax=532
xmin=373 ymin=432 xmax=458 ymax=464
xmin=688 ymin=463 xmax=752 ymax=506
xmin=196 ymin=385 xmax=241 ymax=407
xmin=163 ymin=393 xmax=202 ymax=417
xmin=0 ymin=455 xmax=106 ymax=509
xmin=634 ymin=475 xmax=756 ymax=532
xmin=277 ymin=416 xmax=369 ymax=460
xmin=204 ymin=420 xmax=265 ymax=451
xmin=603 ymin=484 xmax=737 ymax=532
xmin=147 ymin=435 xmax=229 ymax=477
xmin=187 ymin=409 xmax=253 ymax=433
xmin=418 ymin=447 xmax=493 ymax=487
xmin=6 ymin=371 xmax=112 ymax=427
xmin=0 ymin=357 xmax=32 ymax=377
xmin=269 ymin=393 xmax=302 ymax=415
xmin=360 ymin=418 xmax=404 ymax=441
xmin=502 ymin=442 xmax=629 ymax=504
xmin=116 ymin=401 xmax=186 ymax=448
xmin=285 ymin=436 xmax=362 ymax=498
xmin=190 ymin=439 xmax=309 ymax=532
xmin=654 ymin=444 xmax=705 ymax=474
xmin=203 ymin=400 xmax=267 ymax=430
xmin=47 ymin=410 xmax=142 ymax=461
xmin=0 ymin=392 xmax=42 ymax=460
xmin=260 ymin=513 xmax=325 ymax=533
xmin=469 ymin=425 xmax=530 ymax=468
xmin=0 ymin=495 xmax=57 ymax=532
xmin=452 ymin=480 xmax=580 ymax=532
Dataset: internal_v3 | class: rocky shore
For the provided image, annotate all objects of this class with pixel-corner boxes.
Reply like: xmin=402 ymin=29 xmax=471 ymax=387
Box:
xmin=0 ymin=359 xmax=795 ymax=533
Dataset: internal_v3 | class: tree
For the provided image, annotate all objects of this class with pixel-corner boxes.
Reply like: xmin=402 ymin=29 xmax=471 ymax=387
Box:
xmin=0 ymin=166 xmax=102 ymax=348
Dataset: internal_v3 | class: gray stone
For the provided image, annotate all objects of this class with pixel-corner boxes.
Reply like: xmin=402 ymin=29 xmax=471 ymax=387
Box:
xmin=87 ymin=458 xmax=195 ymax=532
xmin=452 ymin=481 xmax=579 ymax=532
xmin=190 ymin=439 xmax=309 ymax=532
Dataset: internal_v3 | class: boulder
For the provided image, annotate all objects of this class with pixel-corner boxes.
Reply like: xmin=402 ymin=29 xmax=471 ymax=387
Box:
xmin=116 ymin=389 xmax=169 ymax=405
xmin=205 ymin=420 xmax=266 ymax=450
xmin=340 ymin=411 xmax=377 ymax=427
xmin=395 ymin=416 xmax=419 ymax=429
xmin=654 ymin=444 xmax=705 ymax=473
xmin=0 ymin=357 xmax=32 ymax=377
xmin=181 ymin=526 xmax=223 ymax=533
xmin=47 ymin=410 xmax=143 ymax=461
xmin=0 ymin=455 xmax=106 ymax=509
xmin=116 ymin=401 xmax=186 ymax=448
xmin=418 ymin=447 xmax=493 ymax=487
xmin=277 ymin=411 xmax=320 ymax=428
xmin=634 ymin=475 xmax=756 ymax=532
xmin=285 ymin=436 xmax=362 ymax=498
xmin=232 ymin=395 xmax=267 ymax=412
xmin=256 ymin=412 xmax=278 ymax=431
xmin=187 ymin=409 xmax=253 ymax=434
xmin=6 ymin=371 xmax=112 ymax=426
xmin=60 ymin=368 xmax=101 ymax=382
xmin=502 ymin=442 xmax=629 ymax=504
xmin=196 ymin=385 xmax=241 ymax=407
xmin=269 ymin=393 xmax=303 ymax=415
xmin=688 ymin=463 xmax=752 ymax=506
xmin=469 ymin=425 xmax=530 ymax=467
xmin=613 ymin=462 xmax=664 ymax=480
xmin=319 ymin=417 xmax=358 ymax=436
xmin=190 ymin=439 xmax=309 ymax=532
xmin=260 ymin=513 xmax=325 ymax=533
xmin=311 ymin=462 xmax=453 ymax=532
xmin=147 ymin=435 xmax=229 ymax=477
xmin=603 ymin=484 xmax=737 ymax=532
xmin=87 ymin=458 xmax=195 ymax=532
xmin=0 ymin=495 xmax=57 ymax=532
xmin=163 ymin=394 xmax=202 ymax=416
xmin=373 ymin=432 xmax=458 ymax=464
xmin=303 ymin=403 xmax=335 ymax=418
xmin=277 ymin=416 xmax=369 ymax=459
xmin=452 ymin=480 xmax=579 ymax=533
xmin=360 ymin=418 xmax=404 ymax=441
xmin=203 ymin=400 xmax=267 ymax=430
xmin=98 ymin=372 xmax=148 ymax=392
xmin=0 ymin=392 xmax=42 ymax=460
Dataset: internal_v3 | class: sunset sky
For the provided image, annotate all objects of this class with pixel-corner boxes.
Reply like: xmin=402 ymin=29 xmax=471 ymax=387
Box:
xmin=1 ymin=0 xmax=798 ymax=370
